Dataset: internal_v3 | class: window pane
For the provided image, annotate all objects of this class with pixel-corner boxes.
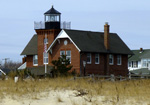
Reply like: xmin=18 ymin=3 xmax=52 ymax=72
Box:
xmin=66 ymin=51 xmax=71 ymax=63
xmin=66 ymin=51 xmax=71 ymax=56
xmin=87 ymin=53 xmax=91 ymax=63
xmin=117 ymin=55 xmax=121 ymax=65
xmin=60 ymin=51 xmax=65 ymax=56
xmin=33 ymin=55 xmax=38 ymax=65
xmin=43 ymin=52 xmax=48 ymax=64
xmin=109 ymin=54 xmax=113 ymax=64
xmin=95 ymin=54 xmax=99 ymax=64
xmin=129 ymin=62 xmax=131 ymax=67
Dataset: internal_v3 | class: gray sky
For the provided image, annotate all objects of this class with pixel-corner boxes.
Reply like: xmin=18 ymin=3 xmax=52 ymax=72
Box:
xmin=0 ymin=0 xmax=150 ymax=62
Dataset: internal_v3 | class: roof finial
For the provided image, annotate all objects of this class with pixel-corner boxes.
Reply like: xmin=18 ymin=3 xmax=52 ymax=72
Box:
xmin=52 ymin=5 xmax=53 ymax=8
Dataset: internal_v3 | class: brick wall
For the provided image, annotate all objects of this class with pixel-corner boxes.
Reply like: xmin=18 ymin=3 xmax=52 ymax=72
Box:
xmin=26 ymin=55 xmax=33 ymax=67
xmin=51 ymin=38 xmax=80 ymax=73
xmin=81 ymin=53 xmax=105 ymax=75
xmin=81 ymin=53 xmax=128 ymax=76
xmin=36 ymin=29 xmax=60 ymax=66
xmin=109 ymin=54 xmax=128 ymax=76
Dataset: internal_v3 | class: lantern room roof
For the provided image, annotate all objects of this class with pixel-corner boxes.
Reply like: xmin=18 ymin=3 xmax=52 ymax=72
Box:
xmin=44 ymin=5 xmax=61 ymax=15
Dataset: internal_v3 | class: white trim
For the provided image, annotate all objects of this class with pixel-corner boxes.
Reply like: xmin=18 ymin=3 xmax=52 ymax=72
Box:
xmin=18 ymin=62 xmax=27 ymax=70
xmin=0 ymin=69 xmax=6 ymax=75
xmin=47 ymin=30 xmax=81 ymax=53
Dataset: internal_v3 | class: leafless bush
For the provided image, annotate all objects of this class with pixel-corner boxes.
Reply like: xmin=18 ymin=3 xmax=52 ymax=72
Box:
xmin=1 ymin=60 xmax=21 ymax=70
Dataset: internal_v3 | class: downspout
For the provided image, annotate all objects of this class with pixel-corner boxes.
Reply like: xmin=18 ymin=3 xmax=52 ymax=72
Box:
xmin=80 ymin=52 xmax=83 ymax=76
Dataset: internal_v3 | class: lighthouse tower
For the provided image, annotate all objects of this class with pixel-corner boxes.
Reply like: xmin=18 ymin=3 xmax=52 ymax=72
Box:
xmin=35 ymin=6 xmax=61 ymax=66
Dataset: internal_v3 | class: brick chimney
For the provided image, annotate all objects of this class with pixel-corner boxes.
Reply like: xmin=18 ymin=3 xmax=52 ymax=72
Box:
xmin=140 ymin=47 xmax=143 ymax=53
xmin=104 ymin=22 xmax=110 ymax=50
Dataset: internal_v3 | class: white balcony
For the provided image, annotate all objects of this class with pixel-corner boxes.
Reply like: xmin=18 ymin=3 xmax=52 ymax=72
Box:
xmin=34 ymin=21 xmax=45 ymax=29
xmin=34 ymin=21 xmax=71 ymax=29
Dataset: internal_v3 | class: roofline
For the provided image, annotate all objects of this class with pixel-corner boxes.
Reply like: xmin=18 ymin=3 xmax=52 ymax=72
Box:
xmin=47 ymin=30 xmax=81 ymax=53
xmin=80 ymin=51 xmax=133 ymax=55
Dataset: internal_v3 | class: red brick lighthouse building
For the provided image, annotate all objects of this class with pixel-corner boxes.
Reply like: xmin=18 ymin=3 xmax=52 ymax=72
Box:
xmin=20 ymin=6 xmax=133 ymax=76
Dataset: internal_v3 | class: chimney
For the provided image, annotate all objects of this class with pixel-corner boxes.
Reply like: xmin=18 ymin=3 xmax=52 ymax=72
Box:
xmin=139 ymin=48 xmax=143 ymax=53
xmin=104 ymin=22 xmax=110 ymax=50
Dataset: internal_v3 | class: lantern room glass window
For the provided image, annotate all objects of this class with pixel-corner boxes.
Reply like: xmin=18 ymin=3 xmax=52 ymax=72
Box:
xmin=45 ymin=15 xmax=60 ymax=22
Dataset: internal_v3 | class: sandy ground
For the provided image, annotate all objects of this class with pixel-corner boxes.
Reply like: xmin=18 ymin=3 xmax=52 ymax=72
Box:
xmin=0 ymin=89 xmax=150 ymax=105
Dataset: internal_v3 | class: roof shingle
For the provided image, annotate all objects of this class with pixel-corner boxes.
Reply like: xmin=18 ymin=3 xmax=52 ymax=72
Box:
xmin=64 ymin=29 xmax=133 ymax=54
xmin=21 ymin=35 xmax=37 ymax=55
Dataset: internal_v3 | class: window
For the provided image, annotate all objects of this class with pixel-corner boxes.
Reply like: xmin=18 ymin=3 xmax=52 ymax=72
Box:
xmin=60 ymin=50 xmax=65 ymax=57
xmin=109 ymin=54 xmax=114 ymax=65
xmin=44 ymin=38 xmax=48 ymax=44
xmin=117 ymin=55 xmax=121 ymax=65
xmin=133 ymin=61 xmax=138 ymax=68
xmin=66 ymin=51 xmax=71 ymax=62
xmin=95 ymin=54 xmax=99 ymax=64
xmin=33 ymin=55 xmax=38 ymax=66
xmin=129 ymin=61 xmax=132 ymax=67
xmin=87 ymin=53 xmax=91 ymax=64
xmin=142 ymin=60 xmax=147 ymax=68
xmin=43 ymin=52 xmax=48 ymax=64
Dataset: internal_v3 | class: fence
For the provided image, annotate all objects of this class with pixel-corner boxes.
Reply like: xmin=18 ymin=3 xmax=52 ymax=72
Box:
xmin=70 ymin=74 xmax=150 ymax=82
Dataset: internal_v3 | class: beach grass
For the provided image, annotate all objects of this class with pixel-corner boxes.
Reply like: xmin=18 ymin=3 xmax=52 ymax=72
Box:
xmin=0 ymin=77 xmax=150 ymax=104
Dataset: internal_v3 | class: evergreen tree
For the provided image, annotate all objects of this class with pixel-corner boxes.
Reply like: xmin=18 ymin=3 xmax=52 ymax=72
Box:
xmin=51 ymin=55 xmax=73 ymax=77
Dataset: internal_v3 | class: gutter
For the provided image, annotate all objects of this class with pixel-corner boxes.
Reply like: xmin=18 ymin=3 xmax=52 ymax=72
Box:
xmin=80 ymin=52 xmax=84 ymax=76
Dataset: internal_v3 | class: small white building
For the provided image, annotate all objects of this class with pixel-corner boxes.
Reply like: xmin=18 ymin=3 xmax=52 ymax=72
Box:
xmin=128 ymin=48 xmax=150 ymax=74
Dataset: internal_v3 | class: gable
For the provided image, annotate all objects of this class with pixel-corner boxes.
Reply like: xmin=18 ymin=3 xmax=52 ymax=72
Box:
xmin=47 ymin=30 xmax=81 ymax=53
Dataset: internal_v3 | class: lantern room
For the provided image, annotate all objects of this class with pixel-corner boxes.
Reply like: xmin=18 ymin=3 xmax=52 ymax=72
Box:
xmin=44 ymin=5 xmax=61 ymax=29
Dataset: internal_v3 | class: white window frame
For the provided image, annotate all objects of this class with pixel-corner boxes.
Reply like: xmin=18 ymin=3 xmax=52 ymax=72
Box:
xmin=33 ymin=55 xmax=38 ymax=66
xmin=95 ymin=54 xmax=99 ymax=64
xmin=109 ymin=54 xmax=114 ymax=65
xmin=117 ymin=55 xmax=122 ymax=65
xmin=60 ymin=50 xmax=65 ymax=57
xmin=43 ymin=52 xmax=48 ymax=64
xmin=66 ymin=50 xmax=71 ymax=63
xmin=133 ymin=61 xmax=138 ymax=68
xmin=87 ymin=53 xmax=92 ymax=64
xmin=128 ymin=61 xmax=132 ymax=67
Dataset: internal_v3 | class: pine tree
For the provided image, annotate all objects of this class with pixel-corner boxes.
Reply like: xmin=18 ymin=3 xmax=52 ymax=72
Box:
xmin=51 ymin=55 xmax=73 ymax=77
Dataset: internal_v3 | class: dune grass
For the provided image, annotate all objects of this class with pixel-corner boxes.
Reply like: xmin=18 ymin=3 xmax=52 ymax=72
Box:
xmin=0 ymin=77 xmax=150 ymax=104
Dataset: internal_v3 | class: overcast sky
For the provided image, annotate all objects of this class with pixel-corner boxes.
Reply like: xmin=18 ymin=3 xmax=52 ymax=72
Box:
xmin=0 ymin=0 xmax=150 ymax=62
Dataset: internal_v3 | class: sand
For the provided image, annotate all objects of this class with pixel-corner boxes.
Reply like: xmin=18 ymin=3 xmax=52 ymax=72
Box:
xmin=0 ymin=89 xmax=150 ymax=105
